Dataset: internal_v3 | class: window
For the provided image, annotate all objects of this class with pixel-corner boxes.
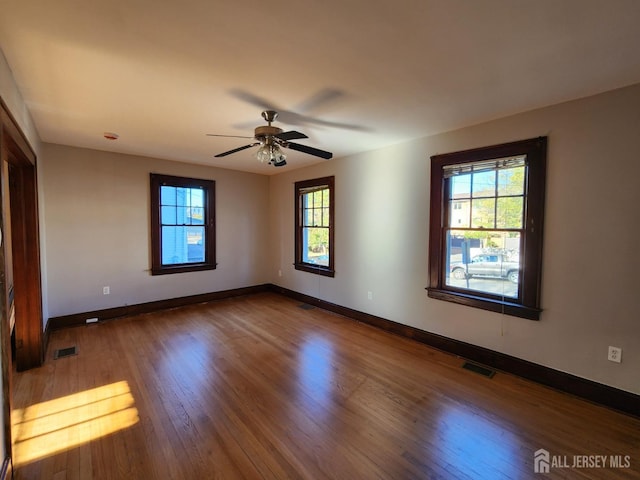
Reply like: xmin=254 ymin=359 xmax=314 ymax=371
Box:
xmin=295 ymin=176 xmax=335 ymax=277
xmin=150 ymin=173 xmax=216 ymax=275
xmin=427 ymin=137 xmax=546 ymax=320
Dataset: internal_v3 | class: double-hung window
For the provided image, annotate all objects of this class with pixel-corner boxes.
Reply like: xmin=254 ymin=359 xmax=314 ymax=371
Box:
xmin=427 ymin=137 xmax=546 ymax=319
xmin=150 ymin=173 xmax=216 ymax=275
xmin=294 ymin=176 xmax=335 ymax=277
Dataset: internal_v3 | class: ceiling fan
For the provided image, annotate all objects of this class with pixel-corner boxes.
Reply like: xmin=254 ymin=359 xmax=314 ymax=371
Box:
xmin=207 ymin=110 xmax=333 ymax=167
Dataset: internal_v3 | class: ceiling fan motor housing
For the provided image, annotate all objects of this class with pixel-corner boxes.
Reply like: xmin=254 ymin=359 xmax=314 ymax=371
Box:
xmin=254 ymin=125 xmax=283 ymax=142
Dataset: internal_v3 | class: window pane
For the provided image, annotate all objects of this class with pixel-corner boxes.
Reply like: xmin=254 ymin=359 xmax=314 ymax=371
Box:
xmin=161 ymin=186 xmax=176 ymax=205
xmin=445 ymin=230 xmax=521 ymax=298
xmin=161 ymin=226 xmax=189 ymax=265
xmin=302 ymin=227 xmax=329 ymax=266
xmin=304 ymin=208 xmax=313 ymax=227
xmin=190 ymin=189 xmax=204 ymax=208
xmin=322 ymin=190 xmax=328 ymax=207
xmin=322 ymin=207 xmax=330 ymax=227
xmin=450 ymin=174 xmax=471 ymax=198
xmin=177 ymin=207 xmax=191 ymax=225
xmin=471 ymin=198 xmax=495 ymax=228
xmin=161 ymin=206 xmax=176 ymax=225
xmin=186 ymin=226 xmax=205 ymax=262
xmin=175 ymin=187 xmax=189 ymax=206
xmin=189 ymin=207 xmax=205 ymax=225
xmin=498 ymin=166 xmax=525 ymax=196
xmin=161 ymin=226 xmax=206 ymax=265
xmin=312 ymin=209 xmax=322 ymax=227
xmin=449 ymin=199 xmax=470 ymax=228
xmin=496 ymin=197 xmax=523 ymax=229
xmin=472 ymin=170 xmax=496 ymax=197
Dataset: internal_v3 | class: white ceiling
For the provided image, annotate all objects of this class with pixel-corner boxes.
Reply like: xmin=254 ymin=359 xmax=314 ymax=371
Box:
xmin=1 ymin=0 xmax=640 ymax=175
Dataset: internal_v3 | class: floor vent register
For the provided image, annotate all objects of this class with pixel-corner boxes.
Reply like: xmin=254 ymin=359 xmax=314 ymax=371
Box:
xmin=54 ymin=346 xmax=78 ymax=360
xmin=462 ymin=361 xmax=496 ymax=378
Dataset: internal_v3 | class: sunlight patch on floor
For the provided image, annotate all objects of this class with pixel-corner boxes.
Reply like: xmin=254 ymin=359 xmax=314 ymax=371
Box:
xmin=12 ymin=380 xmax=139 ymax=466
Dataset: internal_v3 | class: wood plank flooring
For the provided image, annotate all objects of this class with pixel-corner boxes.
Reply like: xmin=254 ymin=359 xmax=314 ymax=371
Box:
xmin=11 ymin=293 xmax=640 ymax=479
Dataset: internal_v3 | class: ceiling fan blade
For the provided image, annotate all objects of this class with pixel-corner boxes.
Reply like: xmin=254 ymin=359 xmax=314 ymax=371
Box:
xmin=229 ymin=89 xmax=279 ymax=111
xmin=294 ymin=88 xmax=345 ymax=113
xmin=214 ymin=143 xmax=259 ymax=157
xmin=286 ymin=142 xmax=333 ymax=160
xmin=276 ymin=131 xmax=308 ymax=141
xmin=206 ymin=134 xmax=254 ymax=139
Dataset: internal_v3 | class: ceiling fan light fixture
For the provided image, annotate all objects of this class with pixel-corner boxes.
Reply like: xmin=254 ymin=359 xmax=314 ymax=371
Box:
xmin=256 ymin=142 xmax=286 ymax=166
xmin=255 ymin=144 xmax=271 ymax=164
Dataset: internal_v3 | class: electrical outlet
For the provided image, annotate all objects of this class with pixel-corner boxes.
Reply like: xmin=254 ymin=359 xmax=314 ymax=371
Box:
xmin=607 ymin=346 xmax=622 ymax=363
xmin=278 ymin=269 xmax=282 ymax=277
xmin=367 ymin=291 xmax=373 ymax=300
xmin=103 ymin=286 xmax=110 ymax=295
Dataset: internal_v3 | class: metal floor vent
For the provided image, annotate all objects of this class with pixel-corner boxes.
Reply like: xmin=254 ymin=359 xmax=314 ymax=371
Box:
xmin=462 ymin=362 xmax=495 ymax=378
xmin=298 ymin=303 xmax=315 ymax=310
xmin=54 ymin=346 xmax=77 ymax=360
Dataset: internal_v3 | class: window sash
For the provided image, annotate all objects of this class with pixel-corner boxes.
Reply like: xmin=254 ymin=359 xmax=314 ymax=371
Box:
xmin=446 ymin=169 xmax=526 ymax=231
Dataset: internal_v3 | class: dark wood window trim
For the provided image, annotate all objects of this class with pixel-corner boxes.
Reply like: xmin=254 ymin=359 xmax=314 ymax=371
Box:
xmin=427 ymin=137 xmax=547 ymax=320
xmin=294 ymin=176 xmax=335 ymax=277
xmin=150 ymin=173 xmax=216 ymax=275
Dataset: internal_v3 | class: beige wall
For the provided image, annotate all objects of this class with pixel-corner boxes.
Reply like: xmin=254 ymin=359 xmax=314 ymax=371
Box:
xmin=41 ymin=144 xmax=270 ymax=318
xmin=269 ymin=83 xmax=640 ymax=395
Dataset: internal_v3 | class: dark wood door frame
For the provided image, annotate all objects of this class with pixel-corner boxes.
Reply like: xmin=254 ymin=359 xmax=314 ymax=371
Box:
xmin=0 ymin=98 xmax=43 ymax=464
xmin=0 ymin=101 xmax=42 ymax=371
xmin=7 ymin=158 xmax=43 ymax=371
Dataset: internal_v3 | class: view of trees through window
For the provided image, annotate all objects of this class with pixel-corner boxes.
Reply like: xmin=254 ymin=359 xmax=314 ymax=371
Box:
xmin=445 ymin=157 xmax=525 ymax=298
xmin=301 ymin=187 xmax=330 ymax=267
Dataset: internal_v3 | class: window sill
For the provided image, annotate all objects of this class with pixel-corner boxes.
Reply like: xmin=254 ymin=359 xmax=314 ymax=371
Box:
xmin=151 ymin=263 xmax=217 ymax=276
xmin=426 ymin=287 xmax=541 ymax=320
xmin=294 ymin=263 xmax=335 ymax=277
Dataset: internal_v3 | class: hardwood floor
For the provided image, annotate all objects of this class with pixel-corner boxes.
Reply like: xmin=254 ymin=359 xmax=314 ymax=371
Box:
xmin=11 ymin=293 xmax=640 ymax=479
